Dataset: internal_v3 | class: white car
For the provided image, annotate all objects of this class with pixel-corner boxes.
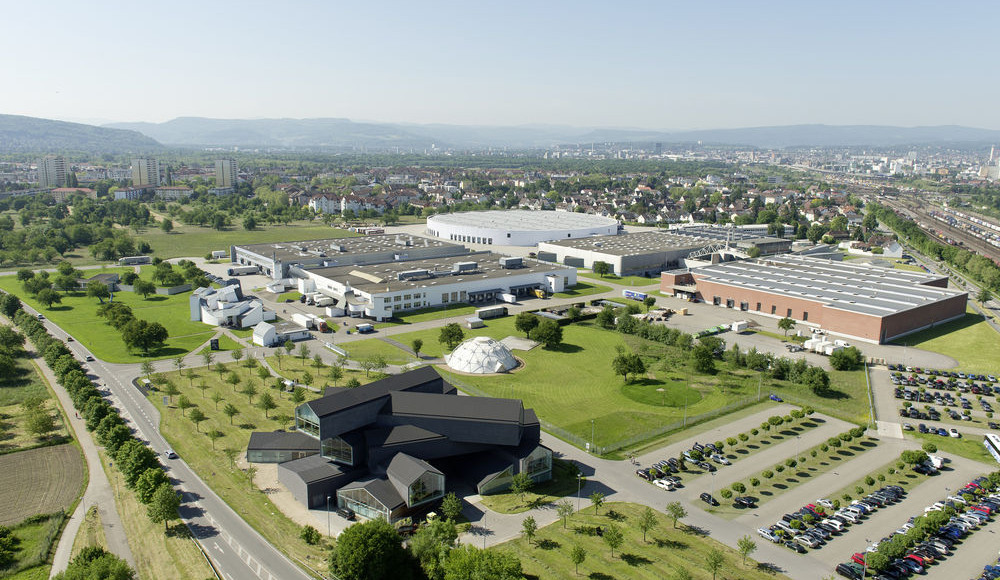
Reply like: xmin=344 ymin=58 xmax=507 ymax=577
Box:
xmin=817 ymin=498 xmax=834 ymax=508
xmin=711 ymin=454 xmax=731 ymax=465
xmin=164 ymin=449 xmax=178 ymax=459
xmin=653 ymin=479 xmax=675 ymax=491
xmin=949 ymin=428 xmax=961 ymax=438
xmin=757 ymin=527 xmax=780 ymax=543
xmin=946 ymin=495 xmax=967 ymax=504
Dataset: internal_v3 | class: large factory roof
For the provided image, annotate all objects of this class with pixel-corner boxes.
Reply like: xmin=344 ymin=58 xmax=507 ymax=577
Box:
xmin=234 ymin=234 xmax=461 ymax=262
xmin=671 ymin=225 xmax=785 ymax=244
xmin=540 ymin=231 xmax=707 ymax=256
xmin=695 ymin=255 xmax=965 ymax=317
xmin=428 ymin=210 xmax=618 ymax=231
xmin=305 ymin=252 xmax=567 ymax=293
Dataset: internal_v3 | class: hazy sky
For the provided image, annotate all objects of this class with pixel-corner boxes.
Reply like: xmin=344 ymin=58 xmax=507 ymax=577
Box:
xmin=4 ymin=0 xmax=998 ymax=129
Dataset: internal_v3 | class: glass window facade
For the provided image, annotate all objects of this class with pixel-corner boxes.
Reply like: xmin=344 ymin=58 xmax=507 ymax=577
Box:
xmin=407 ymin=471 xmax=444 ymax=508
xmin=478 ymin=467 xmax=513 ymax=495
xmin=523 ymin=446 xmax=553 ymax=482
xmin=321 ymin=436 xmax=353 ymax=465
xmin=295 ymin=405 xmax=320 ymax=439
xmin=337 ymin=488 xmax=389 ymax=521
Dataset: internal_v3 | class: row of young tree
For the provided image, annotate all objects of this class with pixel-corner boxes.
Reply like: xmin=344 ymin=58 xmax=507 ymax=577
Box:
xmin=10 ymin=300 xmax=179 ymax=542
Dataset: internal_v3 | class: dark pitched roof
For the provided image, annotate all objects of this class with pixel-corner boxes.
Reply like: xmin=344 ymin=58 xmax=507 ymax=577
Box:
xmin=387 ymin=452 xmax=442 ymax=485
xmin=339 ymin=477 xmax=406 ymax=511
xmin=388 ymin=391 xmax=523 ymax=424
xmin=278 ymin=454 xmax=351 ymax=484
xmin=364 ymin=425 xmax=445 ymax=449
xmin=305 ymin=365 xmax=443 ymax=418
xmin=248 ymin=431 xmax=320 ymax=452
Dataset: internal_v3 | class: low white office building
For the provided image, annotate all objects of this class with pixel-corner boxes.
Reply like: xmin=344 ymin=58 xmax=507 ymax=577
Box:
xmin=427 ymin=210 xmax=620 ymax=247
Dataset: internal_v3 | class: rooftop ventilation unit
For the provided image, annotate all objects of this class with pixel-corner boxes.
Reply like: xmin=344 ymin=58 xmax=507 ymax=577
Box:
xmin=453 ymin=261 xmax=478 ymax=274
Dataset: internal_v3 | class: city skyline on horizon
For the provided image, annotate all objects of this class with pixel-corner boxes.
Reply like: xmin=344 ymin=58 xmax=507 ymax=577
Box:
xmin=4 ymin=1 xmax=1000 ymax=130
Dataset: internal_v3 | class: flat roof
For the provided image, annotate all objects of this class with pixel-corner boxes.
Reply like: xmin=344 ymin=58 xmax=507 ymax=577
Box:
xmin=695 ymin=255 xmax=965 ymax=317
xmin=540 ymin=231 xmax=707 ymax=256
xmin=306 ymin=251 xmax=570 ymax=293
xmin=672 ymin=225 xmax=787 ymax=244
xmin=234 ymin=234 xmax=463 ymax=263
xmin=428 ymin=210 xmax=618 ymax=231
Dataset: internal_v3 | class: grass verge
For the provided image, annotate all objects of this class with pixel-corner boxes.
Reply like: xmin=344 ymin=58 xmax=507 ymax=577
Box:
xmin=0 ymin=513 xmax=66 ymax=579
xmin=374 ymin=303 xmax=478 ymax=329
xmin=505 ymin=501 xmax=791 ymax=580
xmin=99 ymin=449 xmax=213 ymax=580
xmin=479 ymin=460 xmax=579 ymax=514
xmin=551 ymin=282 xmax=612 ymax=299
xmin=910 ymin=431 xmax=994 ymax=464
xmin=892 ymin=309 xmax=1000 ymax=374
xmin=69 ymin=506 xmax=107 ymax=559
xmin=578 ymin=272 xmax=661 ymax=286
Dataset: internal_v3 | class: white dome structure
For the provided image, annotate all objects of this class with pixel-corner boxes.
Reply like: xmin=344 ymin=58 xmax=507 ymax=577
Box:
xmin=445 ymin=336 xmax=518 ymax=374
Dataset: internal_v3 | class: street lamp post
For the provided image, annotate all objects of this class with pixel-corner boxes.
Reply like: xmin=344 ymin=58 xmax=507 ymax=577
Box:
xmin=656 ymin=387 xmax=665 ymax=407
xmin=590 ymin=419 xmax=595 ymax=454
xmin=326 ymin=496 xmax=331 ymax=536
xmin=577 ymin=473 xmax=582 ymax=511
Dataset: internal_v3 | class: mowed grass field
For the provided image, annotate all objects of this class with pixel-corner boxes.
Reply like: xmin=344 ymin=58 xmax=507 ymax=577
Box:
xmin=374 ymin=303 xmax=478 ymax=329
xmin=377 ymin=319 xmax=754 ymax=448
xmin=892 ymin=308 xmax=1000 ymax=374
xmin=0 ymin=278 xmax=217 ymax=363
xmin=551 ymin=281 xmax=611 ymax=298
xmin=506 ymin=502 xmax=791 ymax=580
xmin=0 ymin=444 xmax=85 ymax=526
xmin=579 ymin=272 xmax=661 ymax=286
xmin=151 ymin=359 xmax=377 ymax=569
xmin=137 ymin=220 xmax=359 ymax=260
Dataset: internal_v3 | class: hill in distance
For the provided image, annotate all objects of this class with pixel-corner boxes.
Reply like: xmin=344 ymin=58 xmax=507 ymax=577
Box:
xmin=105 ymin=117 xmax=1000 ymax=149
xmin=0 ymin=114 xmax=163 ymax=153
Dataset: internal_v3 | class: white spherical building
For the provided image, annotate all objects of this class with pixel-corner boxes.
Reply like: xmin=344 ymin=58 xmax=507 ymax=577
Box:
xmin=427 ymin=210 xmax=620 ymax=247
xmin=445 ymin=336 xmax=518 ymax=374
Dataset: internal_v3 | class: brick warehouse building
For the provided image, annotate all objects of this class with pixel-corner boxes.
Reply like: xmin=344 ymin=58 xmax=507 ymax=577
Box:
xmin=661 ymin=255 xmax=967 ymax=344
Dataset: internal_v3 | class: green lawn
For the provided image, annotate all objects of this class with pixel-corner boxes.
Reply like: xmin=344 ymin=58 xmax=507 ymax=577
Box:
xmin=340 ymin=338 xmax=418 ymax=365
xmin=374 ymin=303 xmax=478 ymax=329
xmin=910 ymin=431 xmax=994 ymax=464
xmin=480 ymin=460 xmax=579 ymax=514
xmin=0 ymin=279 xmax=217 ymax=363
xmin=552 ymin=281 xmax=612 ymax=298
xmin=196 ymin=334 xmax=242 ymax=353
xmin=579 ymin=272 xmax=661 ymax=286
xmin=892 ymin=310 xmax=1000 ymax=374
xmin=505 ymin=501 xmax=791 ymax=580
xmin=770 ymin=368 xmax=871 ymax=425
xmin=135 ymin=220 xmax=360 ymax=261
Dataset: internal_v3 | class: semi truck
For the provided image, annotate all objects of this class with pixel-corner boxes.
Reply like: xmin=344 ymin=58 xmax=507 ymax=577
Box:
xmin=227 ymin=265 xmax=259 ymax=276
xmin=500 ymin=293 xmax=517 ymax=304
xmin=623 ymin=289 xmax=648 ymax=301
xmin=475 ymin=305 xmax=508 ymax=320
xmin=291 ymin=313 xmax=314 ymax=328
xmin=355 ymin=323 xmax=374 ymax=334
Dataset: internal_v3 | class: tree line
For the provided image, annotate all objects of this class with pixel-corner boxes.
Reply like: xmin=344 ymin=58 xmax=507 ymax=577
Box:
xmin=9 ymin=298 xmax=178 ymax=552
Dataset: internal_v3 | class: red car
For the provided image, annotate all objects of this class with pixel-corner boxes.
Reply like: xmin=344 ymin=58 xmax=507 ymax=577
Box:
xmin=851 ymin=553 xmax=866 ymax=566
xmin=905 ymin=554 xmax=926 ymax=567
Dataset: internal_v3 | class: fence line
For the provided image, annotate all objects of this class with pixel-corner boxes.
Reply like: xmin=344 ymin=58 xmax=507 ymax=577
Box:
xmin=446 ymin=373 xmax=761 ymax=456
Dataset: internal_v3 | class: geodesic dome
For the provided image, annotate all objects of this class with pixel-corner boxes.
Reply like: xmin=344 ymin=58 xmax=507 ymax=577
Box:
xmin=445 ymin=336 xmax=518 ymax=374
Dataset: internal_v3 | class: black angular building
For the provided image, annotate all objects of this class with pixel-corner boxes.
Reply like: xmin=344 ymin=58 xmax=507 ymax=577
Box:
xmin=247 ymin=367 xmax=552 ymax=521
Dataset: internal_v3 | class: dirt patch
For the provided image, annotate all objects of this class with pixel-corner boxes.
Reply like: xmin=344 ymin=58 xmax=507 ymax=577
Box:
xmin=0 ymin=444 xmax=85 ymax=525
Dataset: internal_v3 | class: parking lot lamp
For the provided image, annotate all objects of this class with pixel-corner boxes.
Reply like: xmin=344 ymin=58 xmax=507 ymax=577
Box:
xmin=591 ymin=419 xmax=595 ymax=453
xmin=577 ymin=473 xmax=582 ymax=511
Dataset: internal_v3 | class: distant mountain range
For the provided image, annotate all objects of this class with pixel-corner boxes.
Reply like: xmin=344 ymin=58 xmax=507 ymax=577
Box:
xmin=105 ymin=118 xmax=1000 ymax=149
xmin=0 ymin=114 xmax=162 ymax=153
xmin=4 ymin=113 xmax=1000 ymax=153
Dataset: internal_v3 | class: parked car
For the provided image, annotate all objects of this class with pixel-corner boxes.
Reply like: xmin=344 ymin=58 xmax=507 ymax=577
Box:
xmin=711 ymin=454 xmax=730 ymax=465
xmin=699 ymin=492 xmax=718 ymax=506
xmin=336 ymin=507 xmax=355 ymax=520
xmin=836 ymin=562 xmax=865 ymax=579
xmin=635 ymin=468 xmax=653 ymax=481
xmin=734 ymin=496 xmax=756 ymax=508
xmin=654 ymin=479 xmax=675 ymax=491
xmin=784 ymin=540 xmax=807 ymax=553
xmin=795 ymin=534 xmax=820 ymax=549
xmin=769 ymin=394 xmax=783 ymax=402
xmin=757 ymin=527 xmax=779 ymax=542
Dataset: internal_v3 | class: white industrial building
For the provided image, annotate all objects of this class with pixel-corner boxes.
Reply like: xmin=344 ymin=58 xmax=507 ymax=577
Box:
xmin=293 ymin=252 xmax=575 ymax=321
xmin=537 ymin=231 xmax=709 ymax=276
xmin=189 ymin=285 xmax=275 ymax=329
xmin=231 ymin=234 xmax=468 ymax=280
xmin=426 ymin=210 xmax=620 ymax=247
xmin=252 ymin=321 xmax=312 ymax=347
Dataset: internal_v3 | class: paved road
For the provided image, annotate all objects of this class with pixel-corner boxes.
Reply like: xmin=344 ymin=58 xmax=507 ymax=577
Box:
xmin=27 ymin=307 xmax=315 ymax=580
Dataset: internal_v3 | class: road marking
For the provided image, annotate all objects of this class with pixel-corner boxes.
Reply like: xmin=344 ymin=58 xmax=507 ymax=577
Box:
xmin=213 ymin=542 xmax=223 ymax=553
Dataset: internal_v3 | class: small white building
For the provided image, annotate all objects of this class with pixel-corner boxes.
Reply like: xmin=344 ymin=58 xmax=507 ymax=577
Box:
xmin=190 ymin=285 xmax=275 ymax=329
